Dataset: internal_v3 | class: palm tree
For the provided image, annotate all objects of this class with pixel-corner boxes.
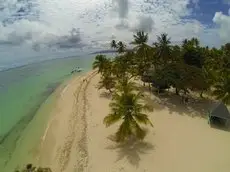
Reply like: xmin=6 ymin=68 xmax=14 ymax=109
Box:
xmin=182 ymin=38 xmax=204 ymax=68
xmin=171 ymin=45 xmax=182 ymax=62
xmin=112 ymin=53 xmax=136 ymax=79
xmin=92 ymin=55 xmax=110 ymax=74
xmin=191 ymin=37 xmax=200 ymax=47
xmin=131 ymin=31 xmax=148 ymax=46
xmin=111 ymin=40 xmax=117 ymax=49
xmin=182 ymin=39 xmax=188 ymax=47
xmin=103 ymin=80 xmax=153 ymax=142
xmin=154 ymin=33 xmax=172 ymax=65
xmin=98 ymin=72 xmax=116 ymax=93
xmin=117 ymin=41 xmax=126 ymax=53
xmin=212 ymin=76 xmax=230 ymax=104
xmin=115 ymin=77 xmax=137 ymax=94
xmin=130 ymin=31 xmax=152 ymax=78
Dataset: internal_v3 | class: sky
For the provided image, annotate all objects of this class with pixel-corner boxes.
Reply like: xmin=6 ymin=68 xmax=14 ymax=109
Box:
xmin=0 ymin=0 xmax=230 ymax=69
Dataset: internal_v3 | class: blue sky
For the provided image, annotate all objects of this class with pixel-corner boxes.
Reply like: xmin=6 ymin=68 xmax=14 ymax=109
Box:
xmin=188 ymin=0 xmax=229 ymax=24
xmin=0 ymin=0 xmax=230 ymax=69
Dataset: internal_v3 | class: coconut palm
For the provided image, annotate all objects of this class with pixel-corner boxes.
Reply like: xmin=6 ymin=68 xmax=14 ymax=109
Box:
xmin=103 ymin=80 xmax=153 ymax=142
xmin=171 ymin=45 xmax=182 ymax=62
xmin=117 ymin=41 xmax=126 ymax=53
xmin=182 ymin=38 xmax=204 ymax=68
xmin=92 ymin=55 xmax=110 ymax=74
xmin=111 ymin=40 xmax=117 ymax=49
xmin=182 ymin=39 xmax=188 ymax=47
xmin=154 ymin=33 xmax=172 ymax=65
xmin=224 ymin=43 xmax=230 ymax=52
xmin=98 ymin=72 xmax=116 ymax=93
xmin=115 ymin=77 xmax=137 ymax=94
xmin=212 ymin=76 xmax=230 ymax=104
xmin=111 ymin=53 xmax=136 ymax=79
xmin=191 ymin=37 xmax=200 ymax=47
xmin=130 ymin=31 xmax=152 ymax=77
xmin=131 ymin=31 xmax=148 ymax=46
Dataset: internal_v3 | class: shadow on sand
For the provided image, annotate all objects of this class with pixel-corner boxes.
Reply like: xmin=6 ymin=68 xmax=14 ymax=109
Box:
xmin=137 ymin=85 xmax=230 ymax=133
xmin=136 ymin=84 xmax=216 ymax=119
xmin=210 ymin=122 xmax=230 ymax=132
xmin=106 ymin=136 xmax=154 ymax=167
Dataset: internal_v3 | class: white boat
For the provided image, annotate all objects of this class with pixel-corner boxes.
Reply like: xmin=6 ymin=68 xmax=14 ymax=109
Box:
xmin=76 ymin=67 xmax=83 ymax=72
xmin=71 ymin=67 xmax=83 ymax=74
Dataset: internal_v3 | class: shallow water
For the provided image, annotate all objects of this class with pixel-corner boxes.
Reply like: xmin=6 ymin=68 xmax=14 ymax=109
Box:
xmin=0 ymin=55 xmax=94 ymax=171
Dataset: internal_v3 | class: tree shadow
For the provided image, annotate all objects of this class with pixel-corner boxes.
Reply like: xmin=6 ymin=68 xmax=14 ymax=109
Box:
xmin=135 ymin=84 xmax=216 ymax=119
xmin=140 ymin=92 xmax=164 ymax=112
xmin=135 ymin=83 xmax=164 ymax=112
xmin=99 ymin=91 xmax=112 ymax=99
xmin=210 ymin=122 xmax=230 ymax=132
xmin=153 ymin=92 xmax=216 ymax=118
xmin=136 ymin=83 xmax=152 ymax=93
xmin=106 ymin=136 xmax=154 ymax=167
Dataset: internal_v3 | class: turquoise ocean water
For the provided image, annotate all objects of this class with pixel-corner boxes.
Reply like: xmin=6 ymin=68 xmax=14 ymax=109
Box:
xmin=0 ymin=55 xmax=94 ymax=171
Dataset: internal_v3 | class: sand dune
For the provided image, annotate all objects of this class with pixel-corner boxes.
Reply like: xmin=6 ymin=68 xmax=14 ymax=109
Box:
xmin=39 ymin=72 xmax=230 ymax=172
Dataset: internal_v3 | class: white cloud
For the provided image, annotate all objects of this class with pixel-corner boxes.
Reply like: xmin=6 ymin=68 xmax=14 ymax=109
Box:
xmin=115 ymin=20 xmax=130 ymax=30
xmin=0 ymin=0 xmax=227 ymax=64
xmin=191 ymin=0 xmax=199 ymax=9
xmin=130 ymin=16 xmax=154 ymax=33
xmin=112 ymin=0 xmax=129 ymax=19
xmin=213 ymin=12 xmax=230 ymax=43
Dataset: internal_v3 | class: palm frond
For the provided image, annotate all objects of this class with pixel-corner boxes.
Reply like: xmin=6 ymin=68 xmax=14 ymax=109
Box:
xmin=133 ymin=113 xmax=153 ymax=127
xmin=132 ymin=122 xmax=146 ymax=140
xmin=115 ymin=120 xmax=132 ymax=142
xmin=103 ymin=113 xmax=123 ymax=127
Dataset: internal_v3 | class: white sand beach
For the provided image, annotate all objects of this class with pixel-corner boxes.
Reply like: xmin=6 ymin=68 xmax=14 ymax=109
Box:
xmin=38 ymin=71 xmax=230 ymax=172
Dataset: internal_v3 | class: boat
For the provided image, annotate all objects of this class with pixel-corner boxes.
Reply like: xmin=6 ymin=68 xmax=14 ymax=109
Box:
xmin=71 ymin=67 xmax=83 ymax=74
xmin=76 ymin=67 xmax=83 ymax=72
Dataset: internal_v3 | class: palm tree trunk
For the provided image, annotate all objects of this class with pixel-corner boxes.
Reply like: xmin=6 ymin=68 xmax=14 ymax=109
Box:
xmin=175 ymin=88 xmax=179 ymax=95
xmin=200 ymin=90 xmax=204 ymax=98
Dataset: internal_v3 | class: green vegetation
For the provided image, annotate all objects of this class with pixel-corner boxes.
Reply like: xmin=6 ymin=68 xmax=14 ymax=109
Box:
xmin=93 ymin=31 xmax=230 ymax=142
xmin=15 ymin=164 xmax=51 ymax=172
xmin=104 ymin=78 xmax=153 ymax=142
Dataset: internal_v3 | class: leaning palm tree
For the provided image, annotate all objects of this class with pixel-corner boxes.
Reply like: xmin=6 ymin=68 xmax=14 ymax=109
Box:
xmin=92 ymin=54 xmax=110 ymax=74
xmin=212 ymin=76 xmax=230 ymax=105
xmin=103 ymin=80 xmax=153 ymax=142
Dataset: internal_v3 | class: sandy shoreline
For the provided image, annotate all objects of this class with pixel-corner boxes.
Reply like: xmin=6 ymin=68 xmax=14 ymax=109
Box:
xmin=38 ymin=71 xmax=230 ymax=172
xmin=38 ymin=70 xmax=96 ymax=172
